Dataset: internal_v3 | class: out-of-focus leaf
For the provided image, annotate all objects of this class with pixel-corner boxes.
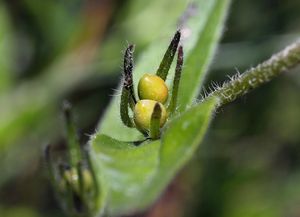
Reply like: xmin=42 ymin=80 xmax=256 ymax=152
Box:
xmin=0 ymin=0 xmax=116 ymax=186
xmin=0 ymin=206 xmax=66 ymax=217
xmin=98 ymin=0 xmax=189 ymax=73
xmin=0 ymin=4 xmax=13 ymax=92
xmin=0 ymin=206 xmax=40 ymax=217
xmin=0 ymin=47 xmax=103 ymax=186
xmin=23 ymin=0 xmax=82 ymax=53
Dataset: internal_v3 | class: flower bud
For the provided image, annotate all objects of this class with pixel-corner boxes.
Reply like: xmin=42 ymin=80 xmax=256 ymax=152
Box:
xmin=134 ymin=99 xmax=167 ymax=130
xmin=138 ymin=74 xmax=168 ymax=103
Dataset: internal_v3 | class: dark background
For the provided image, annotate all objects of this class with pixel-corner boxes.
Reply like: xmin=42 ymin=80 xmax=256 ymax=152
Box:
xmin=0 ymin=0 xmax=299 ymax=216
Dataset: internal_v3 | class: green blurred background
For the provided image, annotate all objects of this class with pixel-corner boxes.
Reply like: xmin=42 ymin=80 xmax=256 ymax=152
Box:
xmin=0 ymin=0 xmax=299 ymax=217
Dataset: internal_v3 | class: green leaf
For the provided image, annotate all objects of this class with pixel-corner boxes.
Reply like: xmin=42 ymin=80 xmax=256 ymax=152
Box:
xmin=97 ymin=0 xmax=231 ymax=140
xmin=177 ymin=0 xmax=231 ymax=111
xmin=91 ymin=98 xmax=217 ymax=215
xmin=0 ymin=4 xmax=14 ymax=92
xmin=91 ymin=135 xmax=160 ymax=214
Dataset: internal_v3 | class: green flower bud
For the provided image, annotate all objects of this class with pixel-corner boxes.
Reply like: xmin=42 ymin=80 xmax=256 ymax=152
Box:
xmin=82 ymin=169 xmax=93 ymax=192
xmin=63 ymin=168 xmax=79 ymax=193
xmin=134 ymin=99 xmax=167 ymax=131
xmin=138 ymin=74 xmax=168 ymax=103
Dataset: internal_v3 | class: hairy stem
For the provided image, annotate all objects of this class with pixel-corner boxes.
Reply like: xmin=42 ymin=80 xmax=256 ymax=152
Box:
xmin=205 ymin=40 xmax=300 ymax=107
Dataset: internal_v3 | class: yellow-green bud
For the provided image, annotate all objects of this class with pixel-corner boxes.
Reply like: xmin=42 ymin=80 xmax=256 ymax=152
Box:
xmin=134 ymin=99 xmax=167 ymax=130
xmin=82 ymin=169 xmax=93 ymax=191
xmin=61 ymin=168 xmax=93 ymax=193
xmin=138 ymin=74 xmax=168 ymax=103
xmin=63 ymin=168 xmax=79 ymax=193
xmin=64 ymin=168 xmax=78 ymax=184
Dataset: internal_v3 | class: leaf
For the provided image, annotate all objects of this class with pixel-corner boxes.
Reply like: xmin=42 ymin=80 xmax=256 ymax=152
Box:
xmin=177 ymin=0 xmax=231 ymax=111
xmin=97 ymin=0 xmax=231 ymax=140
xmin=91 ymin=98 xmax=217 ymax=215
xmin=91 ymin=135 xmax=160 ymax=214
xmin=0 ymin=4 xmax=13 ymax=93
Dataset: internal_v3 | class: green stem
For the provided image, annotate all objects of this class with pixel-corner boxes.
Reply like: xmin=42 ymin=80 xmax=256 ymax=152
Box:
xmin=205 ymin=40 xmax=300 ymax=107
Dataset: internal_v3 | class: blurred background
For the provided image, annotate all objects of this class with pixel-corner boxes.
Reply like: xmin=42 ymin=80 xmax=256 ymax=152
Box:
xmin=0 ymin=0 xmax=299 ymax=217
